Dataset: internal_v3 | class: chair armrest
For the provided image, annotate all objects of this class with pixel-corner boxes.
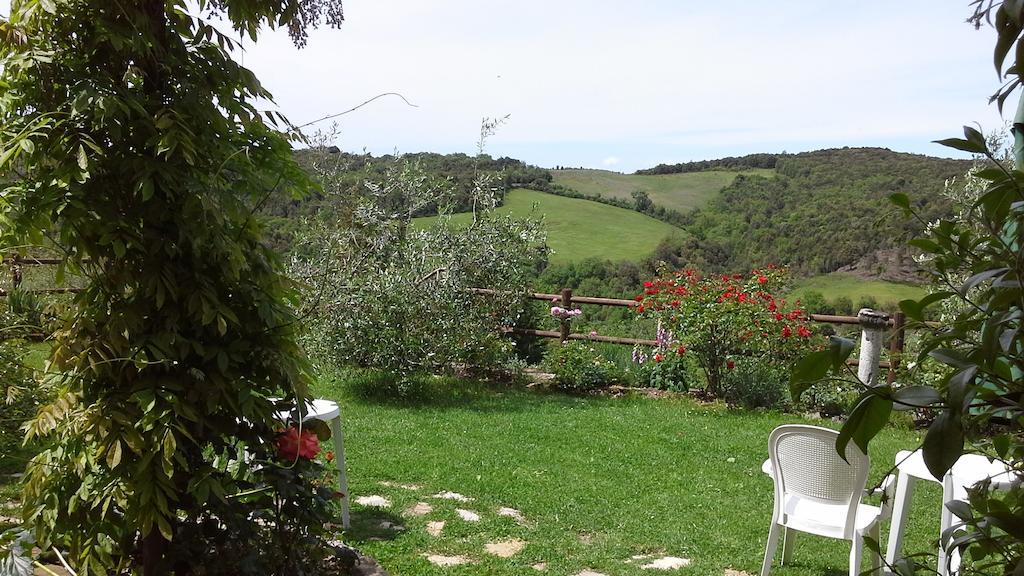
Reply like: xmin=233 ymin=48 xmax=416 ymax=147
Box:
xmin=867 ymin=474 xmax=897 ymax=519
xmin=761 ymin=459 xmax=773 ymax=477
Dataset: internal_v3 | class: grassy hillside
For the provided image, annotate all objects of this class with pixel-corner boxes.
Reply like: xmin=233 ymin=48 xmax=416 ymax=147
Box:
xmin=414 ymin=189 xmax=682 ymax=264
xmin=791 ymin=273 xmax=927 ymax=312
xmin=551 ymin=168 xmax=774 ymax=213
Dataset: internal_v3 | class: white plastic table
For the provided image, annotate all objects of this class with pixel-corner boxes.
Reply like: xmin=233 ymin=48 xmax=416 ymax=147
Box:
xmin=885 ymin=449 xmax=1013 ymax=575
xmin=277 ymin=398 xmax=350 ymax=528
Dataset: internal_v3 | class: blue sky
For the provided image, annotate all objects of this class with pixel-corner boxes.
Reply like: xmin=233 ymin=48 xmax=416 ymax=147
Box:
xmin=5 ymin=1 xmax=1008 ymax=172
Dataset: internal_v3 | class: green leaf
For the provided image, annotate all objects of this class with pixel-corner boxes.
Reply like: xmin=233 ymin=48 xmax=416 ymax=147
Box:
xmin=933 ymin=137 xmax=987 ymax=154
xmin=77 ymin=144 xmax=88 ymax=169
xmin=898 ymin=299 xmax=923 ymax=321
xmin=162 ymin=431 xmax=176 ymax=461
xmin=892 ymin=386 xmax=940 ymax=411
xmin=106 ymin=440 xmax=122 ymax=469
xmin=889 ymin=192 xmax=910 ymax=210
xmin=922 ymin=410 xmax=963 ymax=479
xmin=828 ymin=335 xmax=855 ymax=373
xmin=929 ymin=348 xmax=970 ymax=369
xmin=789 ymin=348 xmax=831 ymax=400
xmin=39 ymin=0 xmax=56 ymax=14
xmin=837 ymin=389 xmax=892 ymax=458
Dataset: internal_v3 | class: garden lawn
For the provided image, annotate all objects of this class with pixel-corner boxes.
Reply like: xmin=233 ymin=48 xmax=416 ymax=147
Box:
xmin=413 ymin=189 xmax=682 ymax=264
xmin=552 ymin=169 xmax=776 ymax=213
xmin=315 ymin=377 xmax=945 ymax=576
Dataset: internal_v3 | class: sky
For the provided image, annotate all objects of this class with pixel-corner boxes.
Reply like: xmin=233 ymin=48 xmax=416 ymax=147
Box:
xmin=1 ymin=1 xmax=1011 ymax=172
xmin=235 ymin=0 xmax=1009 ymax=172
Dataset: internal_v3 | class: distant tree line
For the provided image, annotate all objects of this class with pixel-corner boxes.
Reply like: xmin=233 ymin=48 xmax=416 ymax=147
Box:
xmin=635 ymin=152 xmax=780 ymax=175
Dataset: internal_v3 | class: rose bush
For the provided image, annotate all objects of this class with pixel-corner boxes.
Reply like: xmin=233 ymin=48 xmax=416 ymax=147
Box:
xmin=635 ymin=266 xmax=819 ymax=400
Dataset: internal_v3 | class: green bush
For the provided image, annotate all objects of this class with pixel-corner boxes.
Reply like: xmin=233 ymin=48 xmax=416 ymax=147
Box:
xmin=632 ymin=354 xmax=690 ymax=392
xmin=543 ymin=341 xmax=621 ymax=391
xmin=721 ymin=360 xmax=790 ymax=409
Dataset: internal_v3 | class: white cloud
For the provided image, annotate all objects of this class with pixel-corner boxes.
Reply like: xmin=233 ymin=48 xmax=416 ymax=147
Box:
xmin=601 ymin=156 xmax=620 ymax=167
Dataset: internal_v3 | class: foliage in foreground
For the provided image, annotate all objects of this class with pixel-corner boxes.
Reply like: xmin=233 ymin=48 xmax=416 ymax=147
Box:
xmin=794 ymin=4 xmax=1024 ymax=566
xmin=0 ymin=0 xmax=346 ymax=573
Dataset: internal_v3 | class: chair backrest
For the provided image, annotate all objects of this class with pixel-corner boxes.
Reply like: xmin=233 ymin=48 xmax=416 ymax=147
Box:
xmin=768 ymin=424 xmax=870 ymax=538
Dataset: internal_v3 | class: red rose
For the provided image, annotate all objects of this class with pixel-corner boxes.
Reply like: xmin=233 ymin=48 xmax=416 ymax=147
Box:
xmin=277 ymin=427 xmax=320 ymax=461
xmin=325 ymin=450 xmax=335 ymax=462
xmin=758 ymin=275 xmax=767 ymax=284
xmin=677 ymin=346 xmax=686 ymax=355
xmin=654 ymin=353 xmax=663 ymax=363
xmin=643 ymin=281 xmax=654 ymax=288
xmin=727 ymin=360 xmax=735 ymax=370
xmin=798 ymin=326 xmax=812 ymax=338
xmin=781 ymin=326 xmax=792 ymax=338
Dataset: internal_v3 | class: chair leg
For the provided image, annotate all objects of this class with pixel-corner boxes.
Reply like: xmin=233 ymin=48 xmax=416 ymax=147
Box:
xmin=761 ymin=522 xmax=782 ymax=576
xmin=782 ymin=527 xmax=795 ymax=565
xmin=850 ymin=537 xmax=863 ymax=576
xmin=869 ymin=524 xmax=881 ymax=574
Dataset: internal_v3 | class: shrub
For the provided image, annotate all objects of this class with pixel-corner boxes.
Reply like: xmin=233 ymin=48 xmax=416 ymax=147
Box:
xmin=632 ymin=353 xmax=690 ymax=392
xmin=721 ymin=361 xmax=791 ymax=409
xmin=543 ymin=340 xmax=621 ymax=391
xmin=0 ymin=340 xmax=42 ymax=459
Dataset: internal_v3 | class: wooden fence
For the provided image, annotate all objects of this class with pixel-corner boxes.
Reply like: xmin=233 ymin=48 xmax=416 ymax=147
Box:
xmin=471 ymin=287 xmax=910 ymax=385
xmin=5 ymin=257 xmax=912 ymax=383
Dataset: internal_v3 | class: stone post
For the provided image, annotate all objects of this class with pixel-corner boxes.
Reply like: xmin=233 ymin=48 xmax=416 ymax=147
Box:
xmin=857 ymin=308 xmax=891 ymax=386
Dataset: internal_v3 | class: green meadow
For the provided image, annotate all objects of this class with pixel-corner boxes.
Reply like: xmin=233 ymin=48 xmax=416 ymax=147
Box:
xmin=552 ymin=168 xmax=775 ymax=213
xmin=414 ymin=189 xmax=682 ymax=264
xmin=791 ymin=273 xmax=927 ymax=311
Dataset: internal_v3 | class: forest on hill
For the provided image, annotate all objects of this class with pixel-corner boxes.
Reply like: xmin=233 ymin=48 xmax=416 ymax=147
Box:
xmin=261 ymin=146 xmax=971 ymax=293
xmin=643 ymin=148 xmax=971 ymax=277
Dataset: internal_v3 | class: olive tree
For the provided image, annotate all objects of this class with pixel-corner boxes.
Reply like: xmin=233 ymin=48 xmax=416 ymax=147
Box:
xmin=0 ymin=1 xmax=342 ymax=573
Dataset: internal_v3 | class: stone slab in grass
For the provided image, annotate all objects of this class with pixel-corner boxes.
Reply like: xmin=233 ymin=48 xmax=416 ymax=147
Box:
xmin=426 ymin=520 xmax=445 ymax=537
xmin=432 ymin=491 xmax=473 ymax=502
xmin=484 ymin=539 xmax=526 ymax=558
xmin=497 ymin=506 xmax=527 ymax=525
xmin=355 ymin=495 xmax=391 ymax=508
xmin=455 ymin=508 xmax=480 ymax=522
xmin=422 ymin=553 xmax=474 ymax=566
xmin=404 ymin=502 xmax=433 ymax=517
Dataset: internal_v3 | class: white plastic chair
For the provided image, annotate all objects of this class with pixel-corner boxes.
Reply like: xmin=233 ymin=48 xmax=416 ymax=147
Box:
xmin=761 ymin=424 xmax=893 ymax=576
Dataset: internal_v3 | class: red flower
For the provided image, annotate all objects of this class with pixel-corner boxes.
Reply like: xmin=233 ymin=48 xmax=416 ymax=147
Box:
xmin=737 ymin=293 xmax=748 ymax=303
xmin=637 ymin=304 xmax=645 ymax=313
xmin=727 ymin=360 xmax=735 ymax=370
xmin=634 ymin=295 xmax=644 ymax=302
xmin=277 ymin=427 xmax=320 ymax=461
xmin=643 ymin=281 xmax=654 ymax=288
xmin=774 ymin=313 xmax=783 ymax=321
xmin=677 ymin=345 xmax=686 ymax=355
xmin=670 ymin=300 xmax=681 ymax=308
xmin=757 ymin=275 xmax=767 ymax=284
xmin=798 ymin=326 xmax=812 ymax=338
xmin=325 ymin=450 xmax=335 ymax=462
xmin=654 ymin=353 xmax=663 ymax=363
xmin=781 ymin=326 xmax=792 ymax=338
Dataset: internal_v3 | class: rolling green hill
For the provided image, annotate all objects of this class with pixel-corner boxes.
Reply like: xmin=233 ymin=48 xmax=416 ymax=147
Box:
xmin=791 ymin=273 xmax=927 ymax=312
xmin=551 ymin=168 xmax=774 ymax=213
xmin=414 ymin=189 xmax=682 ymax=264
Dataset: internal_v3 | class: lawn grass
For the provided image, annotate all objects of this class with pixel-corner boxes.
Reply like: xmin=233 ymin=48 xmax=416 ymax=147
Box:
xmin=315 ymin=375 xmax=945 ymax=576
xmin=791 ymin=273 xmax=927 ymax=312
xmin=552 ymin=169 xmax=776 ymax=213
xmin=414 ymin=189 xmax=683 ymax=264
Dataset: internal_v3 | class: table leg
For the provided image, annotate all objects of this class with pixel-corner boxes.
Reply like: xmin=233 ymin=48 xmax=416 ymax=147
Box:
xmin=329 ymin=414 xmax=350 ymax=529
xmin=885 ymin=470 xmax=916 ymax=571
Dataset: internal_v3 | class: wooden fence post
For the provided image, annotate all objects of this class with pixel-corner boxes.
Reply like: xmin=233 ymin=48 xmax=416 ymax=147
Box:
xmin=11 ymin=257 xmax=21 ymax=290
xmin=560 ymin=288 xmax=572 ymax=343
xmin=887 ymin=311 xmax=906 ymax=384
xmin=857 ymin=308 xmax=891 ymax=386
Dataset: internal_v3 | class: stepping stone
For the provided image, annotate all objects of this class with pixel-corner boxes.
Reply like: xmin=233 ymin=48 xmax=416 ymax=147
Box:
xmin=724 ymin=571 xmax=753 ymax=576
xmin=497 ymin=506 xmax=527 ymax=525
xmin=484 ymin=538 xmax=526 ymax=558
xmin=379 ymin=480 xmax=422 ymax=490
xmin=404 ymin=502 xmax=433 ymax=517
xmin=426 ymin=521 xmax=445 ymax=537
xmin=355 ymin=495 xmax=391 ymax=507
xmin=573 ymin=571 xmax=608 ymax=576
xmin=422 ymin=553 xmax=473 ymax=566
xmin=641 ymin=556 xmax=691 ymax=570
xmin=531 ymin=563 xmax=548 ymax=571
xmin=455 ymin=508 xmax=480 ymax=522
xmin=377 ymin=520 xmax=404 ymax=531
xmin=432 ymin=491 xmax=473 ymax=502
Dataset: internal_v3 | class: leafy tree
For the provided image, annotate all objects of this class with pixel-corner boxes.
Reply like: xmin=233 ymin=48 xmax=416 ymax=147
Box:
xmin=631 ymin=189 xmax=653 ymax=212
xmin=0 ymin=0 xmax=342 ymax=573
